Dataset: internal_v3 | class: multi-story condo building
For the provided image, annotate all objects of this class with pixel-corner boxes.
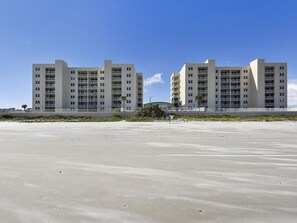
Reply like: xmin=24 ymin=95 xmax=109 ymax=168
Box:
xmin=171 ymin=59 xmax=287 ymax=109
xmin=32 ymin=60 xmax=143 ymax=112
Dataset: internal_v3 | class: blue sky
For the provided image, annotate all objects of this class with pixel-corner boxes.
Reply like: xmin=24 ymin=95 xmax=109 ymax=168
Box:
xmin=1 ymin=0 xmax=297 ymax=108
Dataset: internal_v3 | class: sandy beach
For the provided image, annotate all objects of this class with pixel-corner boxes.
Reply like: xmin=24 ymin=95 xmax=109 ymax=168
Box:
xmin=0 ymin=121 xmax=297 ymax=223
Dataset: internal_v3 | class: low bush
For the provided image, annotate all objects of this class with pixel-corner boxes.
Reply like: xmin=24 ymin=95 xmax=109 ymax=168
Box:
xmin=112 ymin=114 xmax=122 ymax=119
xmin=0 ymin=114 xmax=14 ymax=120
xmin=136 ymin=104 xmax=165 ymax=118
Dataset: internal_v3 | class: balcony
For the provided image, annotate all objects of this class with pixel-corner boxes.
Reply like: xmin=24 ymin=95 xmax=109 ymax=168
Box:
xmin=112 ymin=84 xmax=122 ymax=87
xmin=265 ymin=76 xmax=274 ymax=80
xmin=45 ymin=77 xmax=55 ymax=81
xmin=221 ymin=85 xmax=230 ymax=89
xmin=265 ymin=96 xmax=275 ymax=100
xmin=45 ymin=97 xmax=55 ymax=101
xmin=265 ymin=103 xmax=274 ymax=107
xmin=231 ymin=98 xmax=241 ymax=101
xmin=265 ymin=89 xmax=274 ymax=93
xmin=112 ymin=77 xmax=122 ymax=81
xmin=231 ymin=85 xmax=240 ymax=89
xmin=45 ymin=91 xmax=55 ymax=94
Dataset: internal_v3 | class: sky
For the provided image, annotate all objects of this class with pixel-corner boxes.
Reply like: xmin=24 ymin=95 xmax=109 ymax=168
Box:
xmin=0 ymin=0 xmax=297 ymax=108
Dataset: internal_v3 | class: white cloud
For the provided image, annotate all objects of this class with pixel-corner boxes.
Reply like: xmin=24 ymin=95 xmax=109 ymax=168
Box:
xmin=288 ymin=79 xmax=297 ymax=108
xmin=144 ymin=73 xmax=164 ymax=87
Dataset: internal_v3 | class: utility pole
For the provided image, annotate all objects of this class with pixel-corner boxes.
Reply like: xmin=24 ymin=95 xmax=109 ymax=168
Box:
xmin=149 ymin=96 xmax=152 ymax=104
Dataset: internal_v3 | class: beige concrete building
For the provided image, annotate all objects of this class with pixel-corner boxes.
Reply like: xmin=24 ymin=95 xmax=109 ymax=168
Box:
xmin=32 ymin=60 xmax=143 ymax=112
xmin=171 ymin=59 xmax=287 ymax=109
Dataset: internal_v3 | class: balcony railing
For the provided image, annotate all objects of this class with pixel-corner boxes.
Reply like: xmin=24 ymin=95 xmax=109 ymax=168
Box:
xmin=265 ymin=103 xmax=274 ymax=107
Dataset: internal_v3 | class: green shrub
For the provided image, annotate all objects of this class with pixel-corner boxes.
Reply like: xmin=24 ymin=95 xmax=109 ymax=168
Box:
xmin=112 ymin=114 xmax=122 ymax=119
xmin=0 ymin=114 xmax=14 ymax=119
xmin=136 ymin=104 xmax=165 ymax=118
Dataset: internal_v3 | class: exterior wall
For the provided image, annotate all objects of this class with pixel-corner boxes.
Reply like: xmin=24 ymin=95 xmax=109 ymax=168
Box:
xmin=171 ymin=59 xmax=287 ymax=109
xmin=32 ymin=60 xmax=143 ymax=112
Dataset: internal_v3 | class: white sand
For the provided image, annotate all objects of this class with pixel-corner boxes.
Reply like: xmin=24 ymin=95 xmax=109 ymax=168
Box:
xmin=0 ymin=121 xmax=297 ymax=223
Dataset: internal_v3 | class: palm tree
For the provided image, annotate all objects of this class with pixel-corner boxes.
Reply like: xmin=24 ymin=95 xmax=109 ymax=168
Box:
xmin=21 ymin=104 xmax=27 ymax=111
xmin=120 ymin=96 xmax=127 ymax=112
xmin=195 ymin=94 xmax=203 ymax=111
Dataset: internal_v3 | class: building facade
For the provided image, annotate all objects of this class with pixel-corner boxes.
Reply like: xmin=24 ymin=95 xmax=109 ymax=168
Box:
xmin=32 ymin=60 xmax=143 ymax=112
xmin=171 ymin=59 xmax=287 ymax=109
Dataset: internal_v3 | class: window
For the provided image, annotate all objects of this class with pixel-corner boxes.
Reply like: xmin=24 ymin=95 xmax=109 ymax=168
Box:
xmin=35 ymin=74 xmax=40 ymax=78
xmin=188 ymin=100 xmax=193 ymax=103
xmin=127 ymin=67 xmax=132 ymax=71
xmin=100 ymin=89 xmax=104 ymax=92
xmin=127 ymin=87 xmax=131 ymax=90
xmin=280 ymin=66 xmax=284 ymax=70
xmin=70 ymin=70 xmax=75 ymax=74
xmin=216 ymin=83 xmax=218 ymax=86
xmin=100 ymin=83 xmax=104 ymax=86
xmin=216 ymin=70 xmax=218 ymax=73
xmin=100 ymin=95 xmax=104 ymax=98
xmin=100 ymin=77 xmax=104 ymax=80
xmin=188 ymin=67 xmax=193 ymax=71
xmin=100 ymin=101 xmax=104 ymax=105
xmin=280 ymin=86 xmax=285 ymax=89
xmin=244 ymin=82 xmax=248 ymax=85
xmin=127 ymin=80 xmax=131 ymax=84
xmin=216 ymin=76 xmax=218 ymax=79
xmin=71 ymin=95 xmax=75 ymax=99
xmin=127 ymin=100 xmax=131 ymax=103
xmin=35 ymin=94 xmax=40 ymax=97
xmin=188 ymin=80 xmax=193 ymax=84
xmin=100 ymin=71 xmax=104 ymax=74
xmin=188 ymin=93 xmax=193 ymax=97
xmin=71 ymin=102 xmax=75 ymax=105
xmin=127 ymin=74 xmax=131 ymax=77
xmin=35 ymin=101 xmax=40 ymax=104
xmin=35 ymin=67 xmax=40 ymax=71
xmin=244 ymin=88 xmax=248 ymax=92
xmin=280 ymin=79 xmax=284 ymax=83
xmin=280 ymin=93 xmax=285 ymax=96
xmin=71 ymin=83 xmax=75 ymax=86
xmin=188 ymin=86 xmax=193 ymax=90
xmin=127 ymin=93 xmax=131 ymax=97
xmin=35 ymin=87 xmax=40 ymax=91
xmin=71 ymin=77 xmax=75 ymax=80
xmin=71 ymin=89 xmax=75 ymax=92
xmin=35 ymin=81 xmax=40 ymax=84
xmin=188 ymin=73 xmax=193 ymax=77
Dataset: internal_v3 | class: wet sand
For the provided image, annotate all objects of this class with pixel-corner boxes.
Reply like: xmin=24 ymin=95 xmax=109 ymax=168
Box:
xmin=0 ymin=121 xmax=297 ymax=223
